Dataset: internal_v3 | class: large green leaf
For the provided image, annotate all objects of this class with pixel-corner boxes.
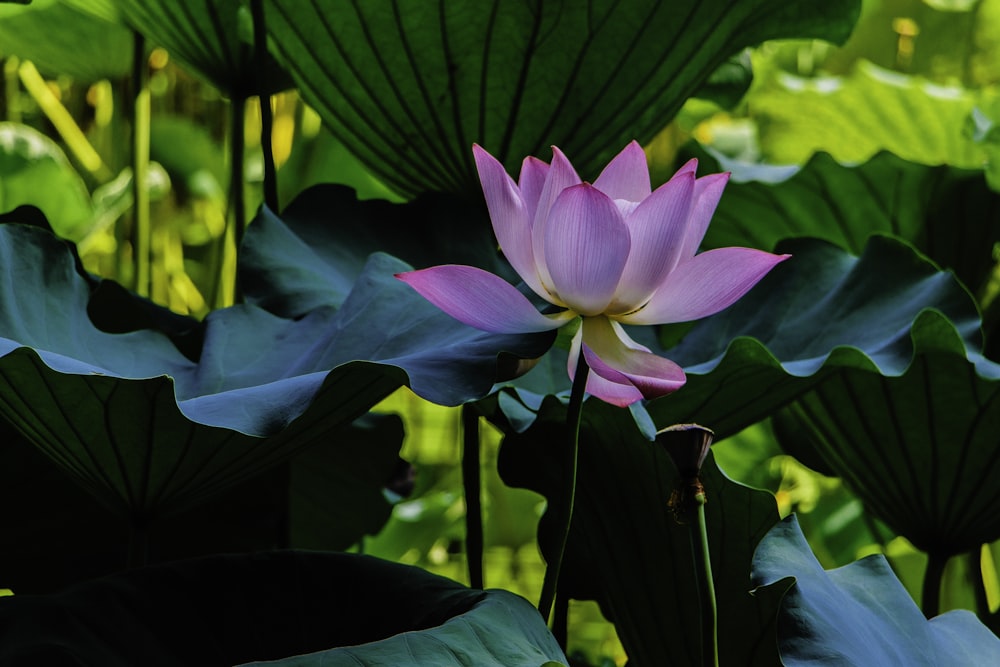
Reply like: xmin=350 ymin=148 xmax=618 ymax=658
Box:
xmin=239 ymin=184 xmax=512 ymax=318
xmin=0 ymin=204 xmax=551 ymax=516
xmin=700 ymin=149 xmax=1000 ymax=294
xmin=116 ymin=0 xmax=292 ymax=97
xmin=288 ymin=412 xmax=403 ymax=552
xmin=264 ymin=0 xmax=860 ymax=196
xmin=750 ymin=59 xmax=984 ymax=167
xmin=244 ymin=591 xmax=564 ymax=666
xmin=751 ymin=516 xmax=1000 ymax=665
xmin=0 ymin=550 xmax=566 ymax=666
xmin=0 ymin=408 xmax=404 ymax=592
xmin=496 ymin=398 xmax=786 ymax=665
xmin=776 ymin=321 xmax=1000 ymax=557
xmin=0 ymin=0 xmax=132 ymax=81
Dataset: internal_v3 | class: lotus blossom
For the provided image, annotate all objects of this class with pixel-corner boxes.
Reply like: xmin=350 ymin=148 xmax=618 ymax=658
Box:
xmin=396 ymin=142 xmax=789 ymax=407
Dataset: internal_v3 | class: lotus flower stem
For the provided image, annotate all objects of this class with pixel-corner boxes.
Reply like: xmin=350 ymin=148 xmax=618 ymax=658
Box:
xmin=462 ymin=404 xmax=485 ymax=589
xmin=251 ymin=0 xmax=279 ymax=213
xmin=131 ymin=31 xmax=151 ymax=298
xmin=695 ymin=492 xmax=719 ymax=667
xmin=659 ymin=424 xmax=717 ymax=667
xmin=537 ymin=352 xmax=589 ymax=624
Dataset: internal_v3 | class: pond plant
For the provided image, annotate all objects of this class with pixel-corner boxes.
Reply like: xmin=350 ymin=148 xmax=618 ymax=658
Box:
xmin=2 ymin=0 xmax=1000 ymax=665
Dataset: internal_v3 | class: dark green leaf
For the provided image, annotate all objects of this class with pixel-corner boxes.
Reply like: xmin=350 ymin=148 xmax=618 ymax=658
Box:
xmin=0 ymin=215 xmax=550 ymax=516
xmin=650 ymin=234 xmax=988 ymax=432
xmin=751 ymin=516 xmax=1000 ymax=665
xmin=693 ymin=49 xmax=754 ymax=110
xmin=0 ymin=550 xmax=566 ymax=666
xmin=117 ymin=0 xmax=292 ymax=97
xmin=240 ymin=184 xmax=512 ymax=318
xmin=495 ymin=235 xmax=984 ymax=440
xmin=265 ymin=0 xmax=860 ymax=196
xmin=776 ymin=323 xmax=1000 ymax=556
xmin=277 ymin=124 xmax=401 ymax=205
xmin=699 ymin=148 xmax=1000 ymax=293
xmin=498 ymin=399 xmax=786 ymax=665
xmin=289 ymin=412 xmax=403 ymax=551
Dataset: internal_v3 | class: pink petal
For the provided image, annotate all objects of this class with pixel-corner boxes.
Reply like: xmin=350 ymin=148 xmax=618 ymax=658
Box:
xmin=543 ymin=184 xmax=630 ymax=316
xmin=676 ymin=172 xmax=730 ymax=262
xmin=583 ymin=316 xmax=685 ymax=397
xmin=518 ymin=156 xmax=549 ymax=220
xmin=674 ymin=157 xmax=699 ymax=178
xmin=531 ymin=147 xmax=582 ymax=298
xmin=396 ymin=265 xmax=573 ymax=333
xmin=620 ymin=247 xmax=790 ymax=325
xmin=472 ymin=145 xmax=547 ymax=299
xmin=567 ymin=328 xmax=643 ymax=407
xmin=609 ymin=170 xmax=695 ymax=313
xmin=593 ymin=141 xmax=651 ymax=202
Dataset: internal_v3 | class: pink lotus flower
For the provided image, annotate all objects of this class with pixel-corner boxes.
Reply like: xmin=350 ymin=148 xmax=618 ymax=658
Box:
xmin=396 ymin=142 xmax=789 ymax=407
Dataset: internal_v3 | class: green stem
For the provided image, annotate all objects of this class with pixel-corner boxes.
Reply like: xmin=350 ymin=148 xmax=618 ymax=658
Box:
xmin=552 ymin=592 xmax=569 ymax=651
xmin=537 ymin=352 xmax=588 ymax=623
xmin=230 ymin=98 xmax=247 ymax=257
xmin=250 ymin=0 xmax=279 ymax=212
xmin=217 ymin=96 xmax=247 ymax=307
xmin=131 ymin=31 xmax=151 ymax=297
xmin=18 ymin=60 xmax=111 ymax=182
xmin=922 ymin=551 xmax=948 ymax=618
xmin=695 ymin=495 xmax=719 ymax=667
xmin=462 ymin=404 xmax=484 ymax=589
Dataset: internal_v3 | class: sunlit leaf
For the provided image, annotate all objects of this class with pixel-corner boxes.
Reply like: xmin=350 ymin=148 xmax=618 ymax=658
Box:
xmin=750 ymin=59 xmax=984 ymax=166
xmin=752 ymin=516 xmax=1000 ymax=665
xmin=265 ymin=0 xmax=861 ymax=196
xmin=0 ymin=0 xmax=132 ymax=81
xmin=0 ymin=550 xmax=566 ymax=666
xmin=0 ymin=123 xmax=94 ymax=241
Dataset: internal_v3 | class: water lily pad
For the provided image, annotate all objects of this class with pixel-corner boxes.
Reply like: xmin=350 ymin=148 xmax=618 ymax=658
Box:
xmin=264 ymin=0 xmax=860 ymax=196
xmin=751 ymin=515 xmax=1000 ymax=665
